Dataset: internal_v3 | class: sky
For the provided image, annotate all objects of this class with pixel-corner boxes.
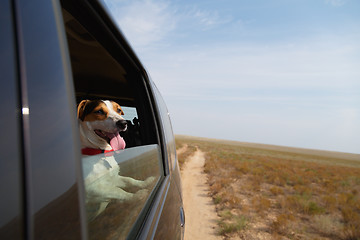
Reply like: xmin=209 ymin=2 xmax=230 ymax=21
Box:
xmin=103 ymin=0 xmax=360 ymax=154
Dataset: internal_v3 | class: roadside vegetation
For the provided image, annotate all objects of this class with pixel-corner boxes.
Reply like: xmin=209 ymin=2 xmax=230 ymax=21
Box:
xmin=175 ymin=140 xmax=197 ymax=169
xmin=176 ymin=136 xmax=360 ymax=240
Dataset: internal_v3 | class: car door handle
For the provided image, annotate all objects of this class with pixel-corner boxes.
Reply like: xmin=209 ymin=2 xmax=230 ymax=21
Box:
xmin=180 ymin=206 xmax=185 ymax=228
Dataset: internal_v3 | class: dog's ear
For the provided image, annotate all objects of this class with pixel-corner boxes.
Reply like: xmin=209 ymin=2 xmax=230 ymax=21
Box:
xmin=77 ymin=100 xmax=89 ymax=121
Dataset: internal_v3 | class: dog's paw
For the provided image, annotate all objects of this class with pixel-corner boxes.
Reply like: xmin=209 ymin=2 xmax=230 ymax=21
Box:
xmin=144 ymin=176 xmax=156 ymax=187
xmin=134 ymin=189 xmax=149 ymax=200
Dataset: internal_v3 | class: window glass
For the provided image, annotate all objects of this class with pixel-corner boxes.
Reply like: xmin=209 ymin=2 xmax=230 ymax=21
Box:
xmin=120 ymin=106 xmax=142 ymax=148
xmin=83 ymin=145 xmax=160 ymax=239
xmin=121 ymin=106 xmax=138 ymax=123
xmin=61 ymin=8 xmax=162 ymax=239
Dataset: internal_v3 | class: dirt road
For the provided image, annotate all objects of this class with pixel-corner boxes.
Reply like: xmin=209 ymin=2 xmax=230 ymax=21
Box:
xmin=181 ymin=148 xmax=222 ymax=240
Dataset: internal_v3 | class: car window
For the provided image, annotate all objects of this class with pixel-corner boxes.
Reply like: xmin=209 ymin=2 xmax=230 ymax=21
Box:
xmin=83 ymin=145 xmax=160 ymax=239
xmin=61 ymin=7 xmax=163 ymax=239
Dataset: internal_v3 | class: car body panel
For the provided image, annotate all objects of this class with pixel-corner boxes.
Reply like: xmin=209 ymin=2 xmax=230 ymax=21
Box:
xmin=0 ymin=1 xmax=24 ymax=239
xmin=14 ymin=0 xmax=85 ymax=239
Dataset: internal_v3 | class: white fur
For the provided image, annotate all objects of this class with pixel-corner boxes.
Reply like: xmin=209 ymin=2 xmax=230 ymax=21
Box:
xmin=79 ymin=123 xmax=111 ymax=150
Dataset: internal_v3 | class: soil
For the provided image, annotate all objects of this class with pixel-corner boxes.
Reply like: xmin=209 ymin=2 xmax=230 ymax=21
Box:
xmin=181 ymin=147 xmax=223 ymax=240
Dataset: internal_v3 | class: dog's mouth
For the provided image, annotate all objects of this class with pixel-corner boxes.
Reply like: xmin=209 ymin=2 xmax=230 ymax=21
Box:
xmin=94 ymin=130 xmax=125 ymax=150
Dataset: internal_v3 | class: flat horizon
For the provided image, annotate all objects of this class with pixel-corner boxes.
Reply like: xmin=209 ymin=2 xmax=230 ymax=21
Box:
xmin=175 ymin=134 xmax=360 ymax=160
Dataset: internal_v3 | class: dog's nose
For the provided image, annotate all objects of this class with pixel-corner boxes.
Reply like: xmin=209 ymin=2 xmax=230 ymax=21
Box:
xmin=116 ymin=119 xmax=128 ymax=130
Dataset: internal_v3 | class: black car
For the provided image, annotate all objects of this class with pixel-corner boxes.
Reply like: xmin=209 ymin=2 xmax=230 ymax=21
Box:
xmin=0 ymin=0 xmax=184 ymax=239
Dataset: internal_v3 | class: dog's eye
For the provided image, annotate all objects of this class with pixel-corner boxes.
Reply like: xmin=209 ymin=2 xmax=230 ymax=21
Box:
xmin=94 ymin=109 xmax=105 ymax=115
xmin=117 ymin=108 xmax=122 ymax=114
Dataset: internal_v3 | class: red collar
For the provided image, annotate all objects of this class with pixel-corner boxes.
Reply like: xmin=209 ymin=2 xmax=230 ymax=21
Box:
xmin=82 ymin=148 xmax=114 ymax=156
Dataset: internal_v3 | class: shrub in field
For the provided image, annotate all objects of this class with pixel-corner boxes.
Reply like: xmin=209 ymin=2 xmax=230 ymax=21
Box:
xmin=313 ymin=215 xmax=341 ymax=237
xmin=321 ymin=195 xmax=337 ymax=211
xmin=213 ymin=195 xmax=222 ymax=205
xmin=307 ymin=201 xmax=325 ymax=215
xmin=271 ymin=213 xmax=295 ymax=235
xmin=269 ymin=186 xmax=284 ymax=196
xmin=341 ymin=205 xmax=360 ymax=240
xmin=218 ymin=213 xmax=247 ymax=235
xmin=293 ymin=184 xmax=312 ymax=196
xmin=251 ymin=195 xmax=271 ymax=215
xmin=175 ymin=139 xmax=197 ymax=169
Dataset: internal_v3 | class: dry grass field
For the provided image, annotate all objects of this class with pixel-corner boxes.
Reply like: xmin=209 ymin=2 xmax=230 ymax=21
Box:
xmin=176 ymin=135 xmax=360 ymax=240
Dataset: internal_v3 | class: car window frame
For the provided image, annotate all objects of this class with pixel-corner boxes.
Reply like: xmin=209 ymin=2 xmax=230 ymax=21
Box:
xmin=60 ymin=0 xmax=175 ymax=238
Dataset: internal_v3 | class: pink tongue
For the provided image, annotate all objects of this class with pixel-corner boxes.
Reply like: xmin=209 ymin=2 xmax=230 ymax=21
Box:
xmin=107 ymin=132 xmax=126 ymax=150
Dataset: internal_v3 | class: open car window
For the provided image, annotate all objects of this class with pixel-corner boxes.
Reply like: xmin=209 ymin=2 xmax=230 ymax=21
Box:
xmin=61 ymin=6 xmax=163 ymax=239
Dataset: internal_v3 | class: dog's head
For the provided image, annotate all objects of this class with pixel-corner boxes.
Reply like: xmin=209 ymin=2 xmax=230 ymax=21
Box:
xmin=77 ymin=100 xmax=127 ymax=151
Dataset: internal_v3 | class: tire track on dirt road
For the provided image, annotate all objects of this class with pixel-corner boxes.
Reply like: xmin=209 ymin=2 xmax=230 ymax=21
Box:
xmin=181 ymin=148 xmax=222 ymax=240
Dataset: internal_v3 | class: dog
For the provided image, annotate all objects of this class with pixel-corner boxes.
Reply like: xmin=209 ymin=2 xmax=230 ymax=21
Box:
xmin=77 ymin=99 xmax=128 ymax=153
xmin=77 ymin=100 xmax=155 ymax=220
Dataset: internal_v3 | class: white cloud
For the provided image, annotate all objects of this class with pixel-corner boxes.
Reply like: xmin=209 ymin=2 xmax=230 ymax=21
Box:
xmin=146 ymin=40 xmax=360 ymax=98
xmin=186 ymin=8 xmax=233 ymax=30
xmin=104 ymin=0 xmax=235 ymax=48
xmin=104 ymin=0 xmax=176 ymax=47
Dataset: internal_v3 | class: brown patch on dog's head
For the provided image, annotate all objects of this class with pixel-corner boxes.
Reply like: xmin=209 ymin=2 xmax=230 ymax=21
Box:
xmin=77 ymin=100 xmax=89 ymax=121
xmin=77 ymin=100 xmax=109 ymax=121
xmin=111 ymin=101 xmax=124 ymax=116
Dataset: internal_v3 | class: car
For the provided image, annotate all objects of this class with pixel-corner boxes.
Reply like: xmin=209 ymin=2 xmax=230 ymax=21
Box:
xmin=0 ymin=0 xmax=184 ymax=239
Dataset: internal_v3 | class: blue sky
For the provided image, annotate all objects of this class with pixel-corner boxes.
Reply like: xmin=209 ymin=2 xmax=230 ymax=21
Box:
xmin=104 ymin=0 xmax=360 ymax=154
